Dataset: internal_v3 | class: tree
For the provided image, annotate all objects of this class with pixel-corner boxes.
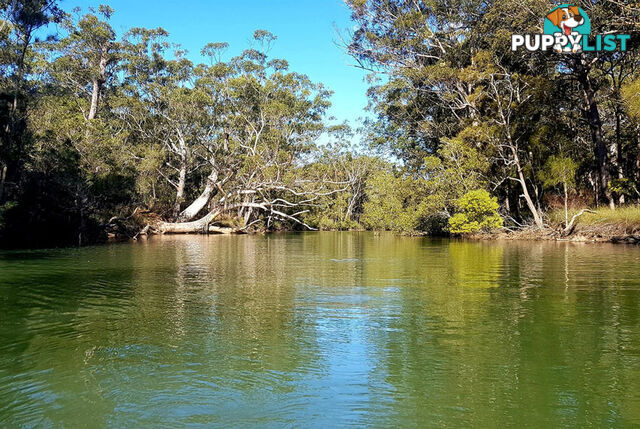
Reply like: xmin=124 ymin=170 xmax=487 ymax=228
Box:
xmin=448 ymin=190 xmax=503 ymax=234
xmin=303 ymin=125 xmax=384 ymax=230
xmin=157 ymin=30 xmax=338 ymax=232
xmin=50 ymin=5 xmax=117 ymax=121
xmin=346 ymin=0 xmax=640 ymax=232
xmin=118 ymin=27 xmax=211 ymax=219
xmin=345 ymin=0 xmax=554 ymax=229
xmin=361 ymin=169 xmax=428 ymax=232
xmin=0 ymin=0 xmax=62 ymax=202
xmin=539 ymin=156 xmax=578 ymax=229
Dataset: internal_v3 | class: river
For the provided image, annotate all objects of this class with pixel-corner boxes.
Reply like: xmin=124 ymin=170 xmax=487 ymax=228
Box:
xmin=1 ymin=232 xmax=639 ymax=426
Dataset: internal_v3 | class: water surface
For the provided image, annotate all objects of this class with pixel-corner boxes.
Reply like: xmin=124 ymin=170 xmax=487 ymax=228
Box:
xmin=1 ymin=232 xmax=640 ymax=427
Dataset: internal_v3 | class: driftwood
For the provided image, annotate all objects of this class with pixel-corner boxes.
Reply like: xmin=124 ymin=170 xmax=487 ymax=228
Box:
xmin=563 ymin=209 xmax=596 ymax=235
xmin=158 ymin=209 xmax=223 ymax=234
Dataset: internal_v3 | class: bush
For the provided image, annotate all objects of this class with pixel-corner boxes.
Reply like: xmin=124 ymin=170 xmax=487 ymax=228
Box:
xmin=361 ymin=170 xmax=427 ymax=232
xmin=448 ymin=190 xmax=503 ymax=234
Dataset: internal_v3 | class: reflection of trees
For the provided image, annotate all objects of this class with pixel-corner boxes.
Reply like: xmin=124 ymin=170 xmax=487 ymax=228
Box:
xmin=125 ymin=234 xmax=323 ymax=377
xmin=358 ymin=238 xmax=640 ymax=426
xmin=0 ymin=247 xmax=140 ymax=425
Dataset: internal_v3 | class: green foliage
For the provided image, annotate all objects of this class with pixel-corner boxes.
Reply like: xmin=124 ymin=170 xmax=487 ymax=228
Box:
xmin=448 ymin=190 xmax=503 ymax=234
xmin=348 ymin=0 xmax=640 ymax=228
xmin=361 ymin=170 xmax=431 ymax=232
xmin=539 ymin=156 xmax=578 ymax=191
xmin=2 ymin=0 xmax=640 ymax=247
xmin=622 ymin=77 xmax=640 ymax=121
xmin=422 ymin=137 xmax=488 ymax=211
xmin=609 ymin=178 xmax=635 ymax=198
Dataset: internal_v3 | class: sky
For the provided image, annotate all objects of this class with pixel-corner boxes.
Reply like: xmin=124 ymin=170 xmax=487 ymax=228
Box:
xmin=59 ymin=0 xmax=371 ymax=130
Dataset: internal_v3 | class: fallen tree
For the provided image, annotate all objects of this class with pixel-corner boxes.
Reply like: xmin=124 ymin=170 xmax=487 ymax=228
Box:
xmin=157 ymin=198 xmax=320 ymax=234
xmin=158 ymin=208 xmax=224 ymax=234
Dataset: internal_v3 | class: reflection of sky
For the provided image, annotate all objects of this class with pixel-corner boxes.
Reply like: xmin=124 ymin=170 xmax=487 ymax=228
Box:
xmin=295 ymin=284 xmax=399 ymax=426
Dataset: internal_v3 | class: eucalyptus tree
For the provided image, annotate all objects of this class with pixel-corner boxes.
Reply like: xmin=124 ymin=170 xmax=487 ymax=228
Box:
xmin=0 ymin=0 xmax=62 ymax=202
xmin=173 ymin=42 xmax=233 ymax=222
xmin=33 ymin=5 xmax=123 ymax=176
xmin=346 ymin=0 xmax=554 ymax=228
xmin=301 ymin=123 xmax=386 ymax=229
xmin=552 ymin=1 xmax=639 ymax=209
xmin=159 ymin=31 xmax=337 ymax=232
xmin=50 ymin=5 xmax=117 ymax=121
xmin=539 ymin=155 xmax=578 ymax=229
xmin=347 ymin=0 xmax=640 ymax=231
xmin=118 ymin=27 xmax=212 ymax=219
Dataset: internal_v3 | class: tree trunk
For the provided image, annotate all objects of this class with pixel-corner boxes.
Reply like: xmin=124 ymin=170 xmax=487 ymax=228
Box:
xmin=162 ymin=202 xmax=261 ymax=233
xmin=345 ymin=189 xmax=359 ymax=220
xmin=508 ymin=140 xmax=544 ymax=230
xmin=88 ymin=44 xmax=109 ymax=121
xmin=172 ymin=135 xmax=188 ymax=220
xmin=0 ymin=164 xmax=6 ymax=202
xmin=564 ymin=181 xmax=569 ymax=229
xmin=177 ymin=169 xmax=218 ymax=222
xmin=576 ymin=61 xmax=614 ymax=209
xmin=610 ymin=102 xmax=625 ymax=205
xmin=160 ymin=209 xmax=223 ymax=234
xmin=172 ymin=163 xmax=187 ymax=220
xmin=88 ymin=77 xmax=101 ymax=121
xmin=8 ymin=36 xmax=30 ymax=131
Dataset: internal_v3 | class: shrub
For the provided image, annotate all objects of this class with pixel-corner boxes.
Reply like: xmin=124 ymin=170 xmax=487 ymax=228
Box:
xmin=448 ymin=190 xmax=503 ymax=234
xmin=361 ymin=170 xmax=427 ymax=232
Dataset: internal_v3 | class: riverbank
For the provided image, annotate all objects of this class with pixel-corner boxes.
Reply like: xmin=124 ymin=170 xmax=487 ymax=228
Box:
xmin=470 ymin=229 xmax=640 ymax=245
xmin=55 ymin=205 xmax=640 ymax=248
xmin=468 ymin=206 xmax=640 ymax=245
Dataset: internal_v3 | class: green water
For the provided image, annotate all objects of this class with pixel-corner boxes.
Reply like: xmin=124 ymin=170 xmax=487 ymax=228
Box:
xmin=1 ymin=232 xmax=640 ymax=427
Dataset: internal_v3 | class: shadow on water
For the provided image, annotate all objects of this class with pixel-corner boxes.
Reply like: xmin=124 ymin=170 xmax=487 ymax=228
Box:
xmin=1 ymin=232 xmax=640 ymax=426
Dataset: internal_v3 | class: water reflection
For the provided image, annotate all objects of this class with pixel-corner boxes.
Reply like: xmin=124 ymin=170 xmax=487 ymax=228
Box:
xmin=1 ymin=233 xmax=640 ymax=426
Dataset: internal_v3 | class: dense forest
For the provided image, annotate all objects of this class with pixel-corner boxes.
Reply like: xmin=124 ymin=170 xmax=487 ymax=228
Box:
xmin=0 ymin=0 xmax=639 ymax=248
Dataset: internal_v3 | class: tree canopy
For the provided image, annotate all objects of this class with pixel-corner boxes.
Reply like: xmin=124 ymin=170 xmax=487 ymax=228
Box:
xmin=1 ymin=0 xmax=640 ymax=247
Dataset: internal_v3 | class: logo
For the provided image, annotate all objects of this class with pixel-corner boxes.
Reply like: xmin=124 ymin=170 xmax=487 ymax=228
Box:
xmin=512 ymin=4 xmax=630 ymax=53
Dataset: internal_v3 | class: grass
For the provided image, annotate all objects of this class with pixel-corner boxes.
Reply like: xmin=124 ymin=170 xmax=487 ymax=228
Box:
xmin=548 ymin=205 xmax=640 ymax=234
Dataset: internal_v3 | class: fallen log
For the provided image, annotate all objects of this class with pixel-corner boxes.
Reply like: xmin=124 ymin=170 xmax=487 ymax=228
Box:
xmin=158 ymin=209 xmax=223 ymax=234
xmin=208 ymin=226 xmax=236 ymax=234
xmin=156 ymin=201 xmax=315 ymax=234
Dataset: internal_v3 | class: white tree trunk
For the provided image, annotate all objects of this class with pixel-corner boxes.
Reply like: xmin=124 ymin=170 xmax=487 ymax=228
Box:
xmin=88 ymin=44 xmax=109 ymax=121
xmin=160 ymin=209 xmax=222 ymax=234
xmin=509 ymin=144 xmax=544 ymax=230
xmin=564 ymin=182 xmax=569 ymax=229
xmin=172 ymin=134 xmax=188 ymax=220
xmin=177 ymin=169 xmax=218 ymax=222
xmin=172 ymin=161 xmax=187 ymax=219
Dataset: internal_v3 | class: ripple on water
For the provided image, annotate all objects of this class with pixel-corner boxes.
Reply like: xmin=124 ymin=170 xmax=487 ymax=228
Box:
xmin=1 ymin=234 xmax=640 ymax=426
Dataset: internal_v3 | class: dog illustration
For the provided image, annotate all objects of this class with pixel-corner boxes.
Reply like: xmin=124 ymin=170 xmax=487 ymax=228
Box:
xmin=546 ymin=6 xmax=585 ymax=53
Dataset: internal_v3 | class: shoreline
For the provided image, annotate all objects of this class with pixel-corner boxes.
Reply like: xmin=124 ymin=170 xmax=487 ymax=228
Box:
xmin=467 ymin=229 xmax=640 ymax=245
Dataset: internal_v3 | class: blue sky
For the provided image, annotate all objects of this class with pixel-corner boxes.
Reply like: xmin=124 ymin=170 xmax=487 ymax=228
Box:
xmin=60 ymin=0 xmax=371 ymax=129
